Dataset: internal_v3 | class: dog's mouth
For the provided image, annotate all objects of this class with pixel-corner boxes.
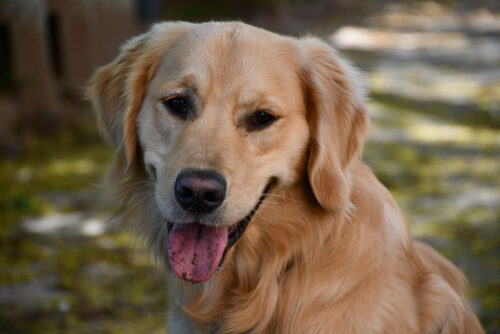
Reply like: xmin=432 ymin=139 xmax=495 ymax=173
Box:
xmin=167 ymin=182 xmax=272 ymax=283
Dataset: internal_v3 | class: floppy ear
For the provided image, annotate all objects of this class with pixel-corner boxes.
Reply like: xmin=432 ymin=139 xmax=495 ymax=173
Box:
xmin=300 ymin=37 xmax=370 ymax=212
xmin=87 ymin=22 xmax=192 ymax=178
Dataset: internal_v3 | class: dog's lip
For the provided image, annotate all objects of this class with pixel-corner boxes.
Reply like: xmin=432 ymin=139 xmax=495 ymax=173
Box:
xmin=166 ymin=181 xmax=273 ymax=271
xmin=225 ymin=182 xmax=272 ymax=249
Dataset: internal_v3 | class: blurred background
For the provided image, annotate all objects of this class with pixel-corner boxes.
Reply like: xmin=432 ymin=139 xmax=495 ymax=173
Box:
xmin=0 ymin=0 xmax=499 ymax=333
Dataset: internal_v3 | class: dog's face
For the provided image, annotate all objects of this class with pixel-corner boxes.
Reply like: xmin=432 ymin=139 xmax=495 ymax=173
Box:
xmin=88 ymin=22 xmax=368 ymax=283
xmin=138 ymin=24 xmax=308 ymax=228
xmin=138 ymin=24 xmax=309 ymax=282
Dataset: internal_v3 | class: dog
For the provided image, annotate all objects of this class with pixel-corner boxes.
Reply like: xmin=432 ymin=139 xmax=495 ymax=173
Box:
xmin=87 ymin=21 xmax=484 ymax=333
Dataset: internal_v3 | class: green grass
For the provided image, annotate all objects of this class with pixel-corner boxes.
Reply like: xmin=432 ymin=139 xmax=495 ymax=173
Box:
xmin=364 ymin=95 xmax=500 ymax=330
xmin=0 ymin=129 xmax=111 ymax=236
xmin=0 ymin=115 xmax=167 ymax=333
xmin=0 ymin=237 xmax=167 ymax=334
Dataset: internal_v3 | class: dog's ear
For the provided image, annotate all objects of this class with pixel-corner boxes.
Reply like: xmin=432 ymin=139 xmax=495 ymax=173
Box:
xmin=87 ymin=22 xmax=192 ymax=178
xmin=300 ymin=37 xmax=370 ymax=212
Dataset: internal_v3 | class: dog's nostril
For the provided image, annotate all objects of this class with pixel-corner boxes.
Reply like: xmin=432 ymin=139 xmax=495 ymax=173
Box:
xmin=176 ymin=183 xmax=195 ymax=201
xmin=174 ymin=169 xmax=226 ymax=213
xmin=203 ymin=190 xmax=223 ymax=204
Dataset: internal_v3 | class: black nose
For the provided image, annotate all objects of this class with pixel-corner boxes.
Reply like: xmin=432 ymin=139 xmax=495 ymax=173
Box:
xmin=174 ymin=169 xmax=227 ymax=214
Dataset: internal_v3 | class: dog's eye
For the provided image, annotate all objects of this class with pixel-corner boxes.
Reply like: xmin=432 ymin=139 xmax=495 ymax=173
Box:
xmin=163 ymin=96 xmax=191 ymax=120
xmin=248 ymin=110 xmax=276 ymax=131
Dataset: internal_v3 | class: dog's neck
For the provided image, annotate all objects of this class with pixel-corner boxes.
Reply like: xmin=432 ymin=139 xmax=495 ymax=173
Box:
xmin=177 ymin=180 xmax=352 ymax=333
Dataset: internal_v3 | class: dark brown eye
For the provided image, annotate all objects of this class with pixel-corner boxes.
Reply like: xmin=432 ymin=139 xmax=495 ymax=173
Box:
xmin=163 ymin=96 xmax=191 ymax=120
xmin=248 ymin=110 xmax=276 ymax=131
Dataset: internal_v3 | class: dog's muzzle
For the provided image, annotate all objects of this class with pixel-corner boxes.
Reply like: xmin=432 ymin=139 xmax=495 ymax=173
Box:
xmin=167 ymin=182 xmax=272 ymax=283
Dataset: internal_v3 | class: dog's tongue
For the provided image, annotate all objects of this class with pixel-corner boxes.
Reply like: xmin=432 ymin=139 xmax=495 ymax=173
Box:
xmin=168 ymin=223 xmax=228 ymax=283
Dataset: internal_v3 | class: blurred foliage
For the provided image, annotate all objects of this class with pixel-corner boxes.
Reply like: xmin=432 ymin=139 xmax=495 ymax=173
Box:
xmin=363 ymin=95 xmax=500 ymax=329
xmin=0 ymin=108 xmax=168 ymax=333
xmin=0 ymin=236 xmax=167 ymax=334
xmin=0 ymin=124 xmax=111 ymax=237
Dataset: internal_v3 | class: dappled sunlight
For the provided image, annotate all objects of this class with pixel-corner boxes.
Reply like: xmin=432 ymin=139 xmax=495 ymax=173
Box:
xmin=365 ymin=3 xmax=500 ymax=31
xmin=354 ymin=7 xmax=500 ymax=322
xmin=367 ymin=100 xmax=500 ymax=147
xmin=332 ymin=27 xmax=469 ymax=50
xmin=407 ymin=122 xmax=500 ymax=144
xmin=14 ymin=158 xmax=102 ymax=184
xmin=357 ymin=18 xmax=500 ymax=323
xmin=366 ymin=66 xmax=498 ymax=105
xmin=45 ymin=158 xmax=100 ymax=177
xmin=22 ymin=213 xmax=107 ymax=237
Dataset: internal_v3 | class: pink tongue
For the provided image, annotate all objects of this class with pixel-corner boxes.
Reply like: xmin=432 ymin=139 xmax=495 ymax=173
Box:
xmin=168 ymin=223 xmax=228 ymax=283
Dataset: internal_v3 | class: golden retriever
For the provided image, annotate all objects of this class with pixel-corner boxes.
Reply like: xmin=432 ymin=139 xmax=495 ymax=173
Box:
xmin=87 ymin=21 xmax=484 ymax=333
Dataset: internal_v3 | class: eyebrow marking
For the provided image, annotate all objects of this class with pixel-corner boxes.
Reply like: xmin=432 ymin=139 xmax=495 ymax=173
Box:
xmin=179 ymin=73 xmax=199 ymax=94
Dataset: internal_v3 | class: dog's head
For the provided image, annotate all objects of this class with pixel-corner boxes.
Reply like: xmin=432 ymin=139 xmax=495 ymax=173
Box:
xmin=88 ymin=22 xmax=368 ymax=283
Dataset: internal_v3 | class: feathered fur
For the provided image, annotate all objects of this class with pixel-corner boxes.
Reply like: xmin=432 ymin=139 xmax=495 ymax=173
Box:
xmin=87 ymin=21 xmax=484 ymax=334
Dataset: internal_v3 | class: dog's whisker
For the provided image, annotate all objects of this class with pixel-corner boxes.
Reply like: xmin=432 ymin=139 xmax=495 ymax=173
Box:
xmin=112 ymin=191 xmax=156 ymax=224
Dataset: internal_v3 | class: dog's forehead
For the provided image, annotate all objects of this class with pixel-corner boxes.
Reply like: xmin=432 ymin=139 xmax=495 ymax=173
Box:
xmin=153 ymin=23 xmax=300 ymax=99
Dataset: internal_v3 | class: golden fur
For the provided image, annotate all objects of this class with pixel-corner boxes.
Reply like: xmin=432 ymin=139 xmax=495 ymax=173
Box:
xmin=87 ymin=21 xmax=484 ymax=333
